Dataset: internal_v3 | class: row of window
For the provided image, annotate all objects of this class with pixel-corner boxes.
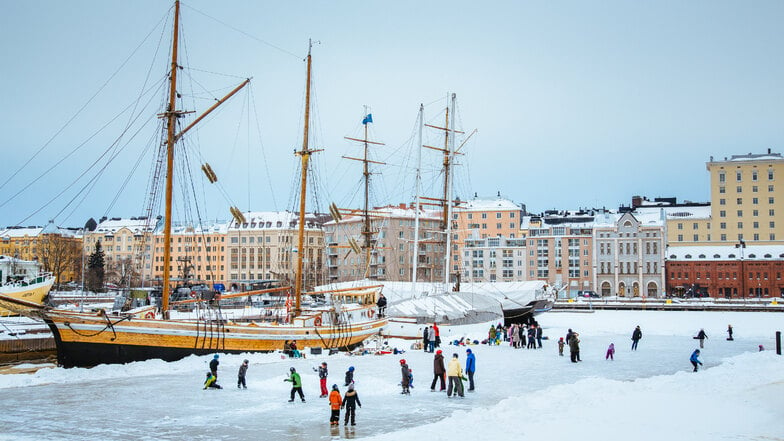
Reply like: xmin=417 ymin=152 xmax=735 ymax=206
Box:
xmin=670 ymin=271 xmax=782 ymax=280
xmin=464 ymin=211 xmax=518 ymax=220
xmin=717 ymin=168 xmax=775 ymax=182
xmin=718 ymin=184 xmax=775 ymax=193
xmin=718 ymin=197 xmax=776 ymax=205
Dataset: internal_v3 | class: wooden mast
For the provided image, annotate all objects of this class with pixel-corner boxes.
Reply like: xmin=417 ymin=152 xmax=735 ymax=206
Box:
xmin=362 ymin=106 xmax=372 ymax=278
xmin=161 ymin=0 xmax=181 ymax=317
xmin=293 ymin=40 xmax=315 ymax=318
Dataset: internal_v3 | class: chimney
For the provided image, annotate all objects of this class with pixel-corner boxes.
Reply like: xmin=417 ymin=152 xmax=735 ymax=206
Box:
xmin=632 ymin=195 xmax=643 ymax=208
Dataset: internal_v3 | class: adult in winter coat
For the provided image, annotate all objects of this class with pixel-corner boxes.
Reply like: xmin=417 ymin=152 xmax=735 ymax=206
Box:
xmin=565 ymin=328 xmax=574 ymax=345
xmin=527 ymin=326 xmax=537 ymax=349
xmin=690 ymin=349 xmax=703 ymax=372
xmin=465 ymin=348 xmax=476 ymax=391
xmin=400 ymin=359 xmax=411 ymax=395
xmin=569 ymin=332 xmax=581 ymax=363
xmin=342 ymin=382 xmax=362 ymax=426
xmin=727 ymin=324 xmax=734 ymax=341
xmin=210 ymin=354 xmax=220 ymax=379
xmin=376 ymin=293 xmax=387 ymax=318
xmin=535 ymin=324 xmax=543 ymax=348
xmin=317 ymin=362 xmax=328 ymax=397
xmin=446 ymin=353 xmax=464 ymax=397
xmin=487 ymin=325 xmax=497 ymax=345
xmin=423 ymin=327 xmax=430 ymax=352
xmin=430 ymin=349 xmax=446 ymax=391
xmin=328 ymin=384 xmax=342 ymax=425
xmin=285 ymin=367 xmax=305 ymax=402
xmin=344 ymin=366 xmax=354 ymax=386
xmin=520 ymin=325 xmax=527 ymax=348
xmin=237 ymin=359 xmax=249 ymax=389
xmin=433 ymin=322 xmax=441 ymax=348
xmin=696 ymin=329 xmax=708 ymax=348
xmin=631 ymin=326 xmax=642 ymax=351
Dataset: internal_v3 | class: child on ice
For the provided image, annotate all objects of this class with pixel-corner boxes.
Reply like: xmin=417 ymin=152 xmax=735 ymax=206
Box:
xmin=690 ymin=349 xmax=703 ymax=372
xmin=328 ymin=384 xmax=342 ymax=425
xmin=558 ymin=337 xmax=565 ymax=356
xmin=605 ymin=343 xmax=615 ymax=360
xmin=237 ymin=359 xmax=249 ymax=389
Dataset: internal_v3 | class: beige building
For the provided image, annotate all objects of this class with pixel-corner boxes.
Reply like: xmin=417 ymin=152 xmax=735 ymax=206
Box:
xmin=325 ymin=204 xmax=444 ymax=283
xmin=226 ymin=211 xmax=325 ymax=291
xmin=1 ymin=223 xmax=83 ymax=285
xmin=706 ymin=150 xmax=783 ymax=244
xmin=83 ymin=217 xmax=158 ymax=286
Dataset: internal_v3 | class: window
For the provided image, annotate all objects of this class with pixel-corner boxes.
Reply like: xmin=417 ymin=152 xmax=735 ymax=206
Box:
xmin=753 ymin=234 xmax=760 ymax=241
xmin=467 ymin=213 xmax=473 ymax=220
xmin=737 ymin=198 xmax=743 ymax=205
xmin=769 ymin=185 xmax=774 ymax=192
xmin=769 ymin=197 xmax=775 ymax=204
xmin=769 ymin=168 xmax=774 ymax=180
xmin=753 ymin=222 xmax=759 ymax=229
xmin=720 ymin=210 xmax=726 ymax=217
xmin=509 ymin=223 xmax=515 ymax=228
xmin=771 ymin=221 xmax=776 ymax=228
xmin=737 ymin=222 xmax=743 ymax=229
xmin=736 ymin=171 xmax=742 ymax=181
xmin=753 ymin=209 xmax=759 ymax=216
xmin=677 ymin=223 xmax=683 ymax=230
xmin=770 ymin=209 xmax=775 ymax=216
xmin=677 ymin=234 xmax=683 ymax=242
xmin=693 ymin=234 xmax=698 ymax=241
xmin=481 ymin=213 xmax=487 ymax=219
xmin=752 ymin=170 xmax=758 ymax=181
xmin=753 ymin=197 xmax=759 ymax=204
xmin=737 ymin=186 xmax=743 ymax=193
xmin=737 ymin=210 xmax=743 ymax=217
xmin=720 ymin=199 xmax=726 ymax=205
xmin=496 ymin=212 xmax=502 ymax=219
xmin=721 ymin=234 xmax=727 ymax=241
xmin=719 ymin=186 xmax=725 ymax=194
xmin=719 ymin=172 xmax=725 ymax=183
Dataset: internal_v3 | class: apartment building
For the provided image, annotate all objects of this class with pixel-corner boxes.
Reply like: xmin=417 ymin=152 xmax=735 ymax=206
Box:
xmin=150 ymin=222 xmax=228 ymax=286
xmin=325 ymin=204 xmax=444 ymax=283
xmin=83 ymin=217 xmax=159 ymax=285
xmin=1 ymin=222 xmax=83 ymax=284
xmin=461 ymin=234 xmax=527 ymax=283
xmin=225 ymin=211 xmax=325 ymax=290
xmin=707 ymin=149 xmax=783 ymax=244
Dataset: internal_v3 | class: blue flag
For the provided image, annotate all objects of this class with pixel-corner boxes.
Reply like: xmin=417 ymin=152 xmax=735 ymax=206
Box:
xmin=362 ymin=113 xmax=373 ymax=125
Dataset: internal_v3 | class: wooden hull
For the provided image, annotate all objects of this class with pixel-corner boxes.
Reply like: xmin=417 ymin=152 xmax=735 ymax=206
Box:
xmin=0 ymin=275 xmax=54 ymax=316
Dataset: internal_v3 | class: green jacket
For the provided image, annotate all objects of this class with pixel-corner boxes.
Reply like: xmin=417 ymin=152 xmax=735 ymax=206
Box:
xmin=286 ymin=371 xmax=302 ymax=388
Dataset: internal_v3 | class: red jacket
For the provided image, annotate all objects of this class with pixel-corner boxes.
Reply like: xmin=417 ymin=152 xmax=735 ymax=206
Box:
xmin=329 ymin=390 xmax=342 ymax=410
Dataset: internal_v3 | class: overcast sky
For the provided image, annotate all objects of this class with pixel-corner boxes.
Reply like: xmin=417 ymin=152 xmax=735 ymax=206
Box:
xmin=1 ymin=1 xmax=782 ymax=228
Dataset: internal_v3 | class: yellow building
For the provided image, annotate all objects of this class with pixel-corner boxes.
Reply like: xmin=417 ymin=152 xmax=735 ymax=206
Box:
xmin=0 ymin=224 xmax=82 ymax=285
xmin=707 ymin=150 xmax=783 ymax=244
xmin=83 ymin=217 xmax=158 ymax=286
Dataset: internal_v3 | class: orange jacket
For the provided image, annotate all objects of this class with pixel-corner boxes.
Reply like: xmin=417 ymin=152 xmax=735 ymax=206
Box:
xmin=329 ymin=390 xmax=342 ymax=410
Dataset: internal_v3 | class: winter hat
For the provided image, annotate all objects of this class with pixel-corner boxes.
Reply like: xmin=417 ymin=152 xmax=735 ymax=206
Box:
xmin=452 ymin=353 xmax=458 ymax=358
xmin=243 ymin=359 xmax=249 ymax=364
xmin=466 ymin=348 xmax=472 ymax=354
xmin=290 ymin=367 xmax=296 ymax=372
xmin=399 ymin=359 xmax=406 ymax=364
xmin=205 ymin=371 xmax=212 ymax=377
xmin=321 ymin=362 xmax=327 ymax=366
xmin=332 ymin=384 xmax=339 ymax=390
xmin=348 ymin=383 xmax=355 ymax=391
xmin=436 ymin=349 xmax=442 ymax=354
xmin=214 ymin=354 xmax=219 ymax=359
xmin=348 ymin=366 xmax=355 ymax=371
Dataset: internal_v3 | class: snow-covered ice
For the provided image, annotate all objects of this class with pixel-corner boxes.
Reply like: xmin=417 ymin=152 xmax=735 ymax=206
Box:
xmin=0 ymin=310 xmax=782 ymax=441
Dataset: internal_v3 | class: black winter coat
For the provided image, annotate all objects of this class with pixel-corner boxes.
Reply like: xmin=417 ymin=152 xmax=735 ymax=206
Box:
xmin=343 ymin=390 xmax=361 ymax=408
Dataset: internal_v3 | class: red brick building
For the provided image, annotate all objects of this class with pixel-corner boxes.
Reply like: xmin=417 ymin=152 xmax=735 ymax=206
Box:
xmin=666 ymin=245 xmax=784 ymax=298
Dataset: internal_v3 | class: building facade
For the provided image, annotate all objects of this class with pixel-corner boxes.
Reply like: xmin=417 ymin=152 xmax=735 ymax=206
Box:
xmin=1 ymin=223 xmax=82 ymax=285
xmin=150 ymin=222 xmax=228 ymax=287
xmin=666 ymin=245 xmax=784 ymax=298
xmin=325 ymin=204 xmax=444 ymax=283
xmin=706 ymin=150 xmax=783 ymax=244
xmin=593 ymin=210 xmax=666 ymax=298
xmin=461 ymin=235 xmax=527 ymax=283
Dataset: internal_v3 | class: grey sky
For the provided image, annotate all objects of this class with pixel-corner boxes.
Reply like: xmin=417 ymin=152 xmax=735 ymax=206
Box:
xmin=1 ymin=1 xmax=782 ymax=228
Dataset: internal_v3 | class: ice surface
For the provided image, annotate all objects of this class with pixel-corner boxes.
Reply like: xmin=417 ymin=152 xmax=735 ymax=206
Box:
xmin=0 ymin=310 xmax=781 ymax=441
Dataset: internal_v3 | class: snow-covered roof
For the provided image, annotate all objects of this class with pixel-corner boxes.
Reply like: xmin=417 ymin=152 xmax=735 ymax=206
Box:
xmin=324 ymin=205 xmax=440 ymax=226
xmin=228 ymin=211 xmax=323 ymax=231
xmin=0 ymin=226 xmax=44 ymax=238
xmin=94 ymin=217 xmax=157 ymax=235
xmin=457 ymin=196 xmax=521 ymax=212
xmin=593 ymin=211 xmax=665 ymax=228
xmin=727 ymin=152 xmax=782 ymax=162
xmin=170 ymin=221 xmax=229 ymax=235
xmin=666 ymin=245 xmax=784 ymax=260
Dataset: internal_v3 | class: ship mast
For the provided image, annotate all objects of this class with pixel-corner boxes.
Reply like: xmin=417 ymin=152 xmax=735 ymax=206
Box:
xmin=411 ymin=104 xmax=424 ymax=293
xmin=161 ymin=0 xmax=181 ymax=317
xmin=343 ymin=111 xmax=385 ymax=279
xmin=293 ymin=40 xmax=317 ymax=317
xmin=443 ymin=93 xmax=457 ymax=286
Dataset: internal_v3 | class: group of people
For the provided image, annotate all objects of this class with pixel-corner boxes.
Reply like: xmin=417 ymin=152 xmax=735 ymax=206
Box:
xmin=203 ymin=355 xmax=250 ymax=390
xmin=424 ymin=347 xmax=476 ymax=397
xmin=501 ymin=322 xmax=543 ymax=349
xmin=421 ymin=323 xmax=442 ymax=352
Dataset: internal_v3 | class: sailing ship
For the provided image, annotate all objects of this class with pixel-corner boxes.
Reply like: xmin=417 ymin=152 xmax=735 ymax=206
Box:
xmin=0 ymin=1 xmax=386 ymax=367
xmin=0 ymin=272 xmax=54 ymax=317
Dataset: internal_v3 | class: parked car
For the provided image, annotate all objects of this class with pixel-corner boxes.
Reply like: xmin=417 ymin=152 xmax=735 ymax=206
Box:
xmin=577 ymin=290 xmax=600 ymax=298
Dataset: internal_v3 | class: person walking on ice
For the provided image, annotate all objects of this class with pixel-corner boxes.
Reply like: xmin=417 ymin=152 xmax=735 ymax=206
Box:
xmin=328 ymin=384 xmax=342 ymax=425
xmin=690 ymin=349 xmax=703 ymax=372
xmin=316 ymin=362 xmax=328 ymax=398
xmin=465 ymin=348 xmax=476 ymax=391
xmin=399 ymin=359 xmax=411 ymax=395
xmin=285 ymin=367 xmax=305 ymax=402
xmin=446 ymin=353 xmax=465 ymax=397
xmin=696 ymin=329 xmax=708 ymax=348
xmin=237 ymin=359 xmax=249 ymax=389
xmin=631 ymin=325 xmax=642 ymax=350
xmin=606 ymin=343 xmax=615 ymax=360
xmin=431 ymin=349 xmax=446 ymax=391
xmin=342 ymin=382 xmax=361 ymax=426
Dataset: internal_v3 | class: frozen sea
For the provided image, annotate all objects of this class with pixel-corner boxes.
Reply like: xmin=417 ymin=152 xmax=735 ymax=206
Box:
xmin=0 ymin=310 xmax=782 ymax=441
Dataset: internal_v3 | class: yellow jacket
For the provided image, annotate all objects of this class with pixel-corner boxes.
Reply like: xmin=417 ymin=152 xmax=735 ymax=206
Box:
xmin=447 ymin=357 xmax=463 ymax=377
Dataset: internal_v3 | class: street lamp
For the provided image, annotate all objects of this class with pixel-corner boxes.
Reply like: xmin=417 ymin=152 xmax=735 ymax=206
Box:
xmin=735 ymin=240 xmax=746 ymax=301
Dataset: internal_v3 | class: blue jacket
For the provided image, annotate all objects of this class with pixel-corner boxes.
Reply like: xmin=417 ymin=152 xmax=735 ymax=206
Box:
xmin=465 ymin=352 xmax=476 ymax=373
xmin=690 ymin=350 xmax=701 ymax=364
